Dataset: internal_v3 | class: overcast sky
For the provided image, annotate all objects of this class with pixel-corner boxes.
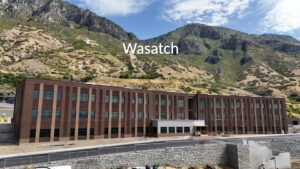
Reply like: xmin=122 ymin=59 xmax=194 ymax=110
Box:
xmin=67 ymin=0 xmax=300 ymax=40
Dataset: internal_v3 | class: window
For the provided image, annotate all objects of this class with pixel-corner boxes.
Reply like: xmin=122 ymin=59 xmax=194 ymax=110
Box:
xmin=179 ymin=100 xmax=184 ymax=107
xmin=146 ymin=112 xmax=149 ymax=119
xmin=112 ymin=95 xmax=119 ymax=103
xmin=121 ymin=112 xmax=125 ymax=119
xmin=71 ymin=111 xmax=76 ymax=118
xmin=161 ymin=99 xmax=166 ymax=105
xmin=200 ymin=114 xmax=206 ymax=120
xmin=184 ymin=127 xmax=190 ymax=133
xmin=256 ymin=103 xmax=260 ymax=109
xmin=30 ymin=129 xmax=36 ymax=138
xmin=72 ymin=93 xmax=77 ymax=101
xmin=91 ymin=111 xmax=95 ymax=118
xmin=112 ymin=112 xmax=118 ymax=119
xmin=199 ymin=101 xmax=205 ymax=109
xmin=32 ymin=109 xmax=37 ymax=118
xmin=112 ymin=128 xmax=118 ymax=135
xmin=40 ymin=129 xmax=50 ymax=138
xmin=56 ymin=110 xmax=61 ymax=118
xmin=138 ymin=97 xmax=143 ymax=104
xmin=236 ymin=102 xmax=241 ymax=108
xmin=217 ymin=113 xmax=222 ymax=120
xmin=57 ymin=91 xmax=62 ymax=100
xmin=168 ymin=99 xmax=171 ymax=105
xmin=131 ymin=112 xmax=135 ymax=119
xmin=274 ymin=104 xmax=278 ymax=109
xmin=80 ymin=94 xmax=89 ymax=102
xmin=216 ymin=101 xmax=221 ymax=108
xmin=169 ymin=112 xmax=172 ymax=119
xmin=155 ymin=112 xmax=159 ymax=119
xmin=91 ymin=95 xmax=96 ymax=102
xmin=161 ymin=112 xmax=167 ymax=119
xmin=105 ymin=95 xmax=109 ymax=103
xmin=42 ymin=109 xmax=52 ymax=118
xmin=161 ymin=127 xmax=167 ymax=133
xmin=33 ymin=90 xmax=39 ymax=99
xmin=169 ymin=127 xmax=175 ymax=133
xmin=70 ymin=128 xmax=75 ymax=136
xmin=176 ymin=127 xmax=183 ymax=133
xmin=132 ymin=97 xmax=135 ymax=104
xmin=90 ymin=128 xmax=94 ymax=136
xmin=105 ymin=112 xmax=109 ymax=119
xmin=79 ymin=110 xmax=88 ymax=118
xmin=122 ymin=96 xmax=125 ymax=104
xmin=178 ymin=112 xmax=185 ymax=120
xmin=78 ymin=128 xmax=87 ymax=136
xmin=138 ymin=127 xmax=143 ymax=134
xmin=138 ymin=112 xmax=143 ymax=119
xmin=54 ymin=129 xmax=59 ymax=137
xmin=43 ymin=91 xmax=53 ymax=100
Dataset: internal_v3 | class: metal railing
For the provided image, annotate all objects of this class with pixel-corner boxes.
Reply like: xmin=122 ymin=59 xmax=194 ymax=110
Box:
xmin=0 ymin=140 xmax=196 ymax=168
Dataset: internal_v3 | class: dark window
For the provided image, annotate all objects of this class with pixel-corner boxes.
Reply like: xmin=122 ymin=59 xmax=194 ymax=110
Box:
xmin=169 ymin=112 xmax=172 ymax=119
xmin=54 ymin=129 xmax=59 ymax=137
xmin=131 ymin=112 xmax=135 ymax=119
xmin=105 ymin=112 xmax=109 ymax=119
xmin=79 ymin=110 xmax=88 ymax=118
xmin=42 ymin=109 xmax=52 ymax=118
xmin=70 ymin=128 xmax=75 ymax=136
xmin=80 ymin=93 xmax=89 ymax=102
xmin=200 ymin=114 xmax=205 ymax=120
xmin=146 ymin=112 xmax=149 ymax=119
xmin=71 ymin=111 xmax=76 ymax=118
xmin=169 ymin=127 xmax=175 ymax=133
xmin=131 ymin=127 xmax=135 ymax=134
xmin=122 ymin=96 xmax=125 ymax=104
xmin=104 ymin=128 xmax=108 ymax=135
xmin=57 ymin=91 xmax=62 ymax=100
xmin=40 ymin=129 xmax=50 ymax=138
xmin=72 ymin=93 xmax=77 ymax=101
xmin=91 ymin=111 xmax=95 ymax=118
xmin=155 ymin=112 xmax=159 ymax=119
xmin=32 ymin=109 xmax=37 ymax=118
xmin=121 ymin=112 xmax=125 ymax=119
xmin=33 ymin=90 xmax=39 ymax=99
xmin=56 ymin=110 xmax=61 ymax=118
xmin=152 ymin=127 xmax=157 ymax=134
xmin=78 ymin=128 xmax=87 ymax=136
xmin=90 ymin=128 xmax=94 ymax=136
xmin=138 ymin=127 xmax=143 ymax=134
xmin=111 ymin=128 xmax=118 ymax=135
xmin=161 ymin=99 xmax=166 ymax=105
xmin=43 ymin=91 xmax=53 ymax=100
xmin=161 ymin=127 xmax=167 ymax=133
xmin=176 ymin=127 xmax=183 ymax=133
xmin=184 ymin=127 xmax=190 ymax=133
xmin=30 ymin=129 xmax=36 ymax=138
xmin=161 ymin=112 xmax=167 ymax=119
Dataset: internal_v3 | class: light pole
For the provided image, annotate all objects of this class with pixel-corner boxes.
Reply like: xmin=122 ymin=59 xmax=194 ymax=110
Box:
xmin=271 ymin=156 xmax=277 ymax=169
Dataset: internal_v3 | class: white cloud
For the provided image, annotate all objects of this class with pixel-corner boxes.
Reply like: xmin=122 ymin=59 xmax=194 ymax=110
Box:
xmin=161 ymin=0 xmax=253 ymax=26
xmin=77 ymin=0 xmax=152 ymax=16
xmin=260 ymin=0 xmax=300 ymax=33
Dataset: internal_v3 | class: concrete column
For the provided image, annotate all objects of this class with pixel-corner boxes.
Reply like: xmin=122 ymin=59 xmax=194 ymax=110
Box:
xmin=213 ymin=98 xmax=217 ymax=133
xmin=241 ymin=99 xmax=245 ymax=134
xmin=35 ymin=83 xmax=44 ymax=143
xmin=74 ymin=87 xmax=81 ymax=140
xmin=234 ymin=98 xmax=238 ymax=134
xmin=135 ymin=92 xmax=138 ymax=137
xmin=108 ymin=90 xmax=112 ymax=139
xmin=254 ymin=100 xmax=258 ymax=134
xmin=50 ymin=85 xmax=58 ymax=142
xmin=118 ymin=91 xmax=122 ymax=138
xmin=87 ymin=88 xmax=92 ymax=140
xmin=143 ymin=93 xmax=147 ymax=136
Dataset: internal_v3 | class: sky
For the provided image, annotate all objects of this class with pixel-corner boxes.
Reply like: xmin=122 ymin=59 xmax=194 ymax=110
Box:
xmin=66 ymin=0 xmax=300 ymax=40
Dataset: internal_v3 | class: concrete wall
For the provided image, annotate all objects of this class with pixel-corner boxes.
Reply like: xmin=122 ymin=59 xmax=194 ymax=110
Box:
xmin=21 ymin=144 xmax=251 ymax=169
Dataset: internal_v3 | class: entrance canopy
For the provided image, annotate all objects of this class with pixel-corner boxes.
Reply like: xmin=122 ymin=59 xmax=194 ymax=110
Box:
xmin=152 ymin=120 xmax=205 ymax=135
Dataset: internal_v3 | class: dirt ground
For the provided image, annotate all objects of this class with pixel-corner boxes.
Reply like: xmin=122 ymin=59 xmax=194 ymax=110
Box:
xmin=292 ymin=159 xmax=300 ymax=169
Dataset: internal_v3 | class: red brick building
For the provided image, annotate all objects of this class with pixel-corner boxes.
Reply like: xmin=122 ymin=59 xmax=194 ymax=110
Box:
xmin=13 ymin=78 xmax=288 ymax=143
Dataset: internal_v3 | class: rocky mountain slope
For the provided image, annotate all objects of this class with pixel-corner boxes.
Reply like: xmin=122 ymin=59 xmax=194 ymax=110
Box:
xmin=0 ymin=0 xmax=299 ymax=116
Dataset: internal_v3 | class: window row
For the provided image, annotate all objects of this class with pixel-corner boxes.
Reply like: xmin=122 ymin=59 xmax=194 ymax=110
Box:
xmin=33 ymin=90 xmax=62 ymax=100
xmin=160 ymin=126 xmax=190 ymax=134
xmin=200 ymin=101 xmax=283 ymax=110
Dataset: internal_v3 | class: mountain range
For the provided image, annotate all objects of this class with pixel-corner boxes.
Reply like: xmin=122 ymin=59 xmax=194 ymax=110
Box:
xmin=0 ymin=0 xmax=299 ymax=116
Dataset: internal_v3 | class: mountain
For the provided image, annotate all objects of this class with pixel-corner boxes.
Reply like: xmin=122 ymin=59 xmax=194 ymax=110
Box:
xmin=0 ymin=0 xmax=299 ymax=116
